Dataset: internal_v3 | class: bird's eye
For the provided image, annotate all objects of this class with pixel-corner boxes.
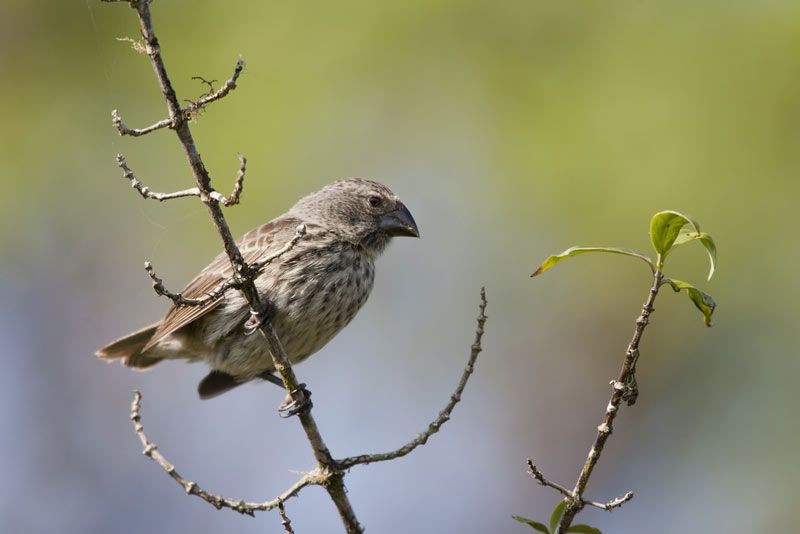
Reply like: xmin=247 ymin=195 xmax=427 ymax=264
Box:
xmin=368 ymin=195 xmax=382 ymax=208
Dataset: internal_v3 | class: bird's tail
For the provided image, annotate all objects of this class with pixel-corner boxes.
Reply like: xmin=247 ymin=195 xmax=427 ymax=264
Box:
xmin=95 ymin=323 xmax=163 ymax=369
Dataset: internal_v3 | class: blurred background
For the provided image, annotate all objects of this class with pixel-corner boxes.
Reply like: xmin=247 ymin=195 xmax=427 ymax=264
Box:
xmin=1 ymin=1 xmax=798 ymax=532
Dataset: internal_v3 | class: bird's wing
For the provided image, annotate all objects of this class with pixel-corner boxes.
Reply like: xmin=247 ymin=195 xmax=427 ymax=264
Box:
xmin=142 ymin=217 xmax=304 ymax=351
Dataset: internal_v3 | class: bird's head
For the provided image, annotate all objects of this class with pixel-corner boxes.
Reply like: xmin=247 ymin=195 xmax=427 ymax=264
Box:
xmin=289 ymin=178 xmax=419 ymax=254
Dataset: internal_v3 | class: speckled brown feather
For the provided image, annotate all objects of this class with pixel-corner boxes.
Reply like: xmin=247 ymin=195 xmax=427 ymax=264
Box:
xmin=142 ymin=217 xmax=304 ymax=352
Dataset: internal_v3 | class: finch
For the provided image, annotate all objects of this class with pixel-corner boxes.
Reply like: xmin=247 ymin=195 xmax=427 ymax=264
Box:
xmin=96 ymin=178 xmax=419 ymax=399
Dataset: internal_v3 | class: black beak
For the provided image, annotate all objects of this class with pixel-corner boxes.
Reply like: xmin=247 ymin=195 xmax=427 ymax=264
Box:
xmin=380 ymin=204 xmax=419 ymax=238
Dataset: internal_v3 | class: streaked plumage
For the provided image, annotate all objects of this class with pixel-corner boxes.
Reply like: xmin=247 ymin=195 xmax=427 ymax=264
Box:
xmin=96 ymin=178 xmax=418 ymax=398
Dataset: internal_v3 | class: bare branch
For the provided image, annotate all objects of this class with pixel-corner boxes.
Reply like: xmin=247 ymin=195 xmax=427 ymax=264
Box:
xmin=554 ymin=271 xmax=663 ymax=533
xmin=337 ymin=288 xmax=488 ymax=470
xmin=115 ymin=155 xmax=200 ymax=201
xmin=250 ymin=224 xmax=307 ymax=271
xmin=184 ymin=58 xmax=245 ymax=118
xmin=112 ymin=109 xmax=172 ymax=137
xmin=142 ymin=224 xmax=306 ymax=307
xmin=115 ymin=153 xmax=250 ymax=207
xmin=130 ymin=391 xmax=315 ymax=516
xmin=206 ymin=155 xmax=246 ymax=206
xmin=277 ymin=502 xmax=296 ymax=534
xmin=526 ymin=460 xmax=573 ymax=499
xmin=527 ymin=460 xmax=633 ymax=512
xmin=588 ymin=491 xmax=634 ymax=512
xmin=143 ymin=261 xmax=232 ymax=307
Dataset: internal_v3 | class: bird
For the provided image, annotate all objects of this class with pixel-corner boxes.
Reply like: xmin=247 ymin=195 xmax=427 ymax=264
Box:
xmin=96 ymin=178 xmax=419 ymax=400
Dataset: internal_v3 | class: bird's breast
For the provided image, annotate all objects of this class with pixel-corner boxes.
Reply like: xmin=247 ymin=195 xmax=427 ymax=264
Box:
xmin=268 ymin=245 xmax=376 ymax=362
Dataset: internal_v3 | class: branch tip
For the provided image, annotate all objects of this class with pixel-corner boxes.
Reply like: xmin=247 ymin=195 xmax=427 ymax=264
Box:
xmin=111 ymin=109 xmax=172 ymax=137
xmin=184 ymin=57 xmax=246 ymax=119
xmin=214 ymin=154 xmax=247 ymax=207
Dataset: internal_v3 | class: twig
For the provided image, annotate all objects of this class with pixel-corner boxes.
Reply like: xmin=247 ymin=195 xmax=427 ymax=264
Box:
xmin=112 ymin=109 xmax=172 ymax=137
xmin=144 ymin=261 xmax=231 ymax=307
xmin=337 ymin=288 xmax=487 ymax=470
xmin=130 ymin=391 xmax=315 ymax=516
xmin=218 ymin=154 xmax=246 ymax=206
xmin=142 ymin=224 xmax=306 ymax=308
xmin=591 ymin=491 xmax=634 ymax=512
xmin=526 ymin=460 xmax=573 ymax=499
xmin=277 ymin=502 xmax=296 ymax=534
xmin=250 ymin=224 xmax=306 ymax=271
xmin=116 ymin=153 xmax=247 ymax=207
xmin=184 ymin=58 xmax=245 ymax=119
xmin=526 ymin=460 xmax=633 ymax=512
xmin=191 ymin=75 xmax=218 ymax=98
xmin=554 ymin=270 xmax=663 ymax=533
xmin=116 ymin=154 xmax=200 ymax=201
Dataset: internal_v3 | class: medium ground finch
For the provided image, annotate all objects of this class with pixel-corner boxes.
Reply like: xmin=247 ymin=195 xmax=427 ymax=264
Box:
xmin=96 ymin=179 xmax=418 ymax=399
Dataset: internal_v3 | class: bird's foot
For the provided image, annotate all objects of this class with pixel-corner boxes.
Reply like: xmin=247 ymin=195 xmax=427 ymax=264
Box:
xmin=244 ymin=301 xmax=273 ymax=336
xmin=278 ymin=383 xmax=313 ymax=418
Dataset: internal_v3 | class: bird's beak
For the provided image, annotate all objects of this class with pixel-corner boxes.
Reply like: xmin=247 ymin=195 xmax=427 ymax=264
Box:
xmin=380 ymin=204 xmax=420 ymax=238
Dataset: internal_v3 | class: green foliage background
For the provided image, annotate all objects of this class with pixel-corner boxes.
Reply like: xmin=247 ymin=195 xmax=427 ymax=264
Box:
xmin=0 ymin=1 xmax=797 ymax=533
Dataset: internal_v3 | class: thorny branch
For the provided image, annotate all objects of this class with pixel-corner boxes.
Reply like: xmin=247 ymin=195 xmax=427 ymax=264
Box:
xmin=277 ymin=502 xmax=296 ymax=534
xmin=102 ymin=1 xmax=488 ymax=532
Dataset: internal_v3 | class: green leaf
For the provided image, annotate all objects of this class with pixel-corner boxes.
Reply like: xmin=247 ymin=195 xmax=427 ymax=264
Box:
xmin=673 ymin=230 xmax=718 ymax=280
xmin=666 ymin=279 xmax=717 ymax=326
xmin=649 ymin=211 xmax=700 ymax=256
xmin=513 ymin=516 xmax=550 ymax=533
xmin=566 ymin=525 xmax=603 ymax=534
xmin=531 ymin=247 xmax=654 ymax=277
xmin=549 ymin=501 xmax=568 ymax=533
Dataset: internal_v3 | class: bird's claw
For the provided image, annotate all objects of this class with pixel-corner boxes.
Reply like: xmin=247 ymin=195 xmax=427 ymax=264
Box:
xmin=244 ymin=301 xmax=273 ymax=336
xmin=278 ymin=383 xmax=313 ymax=418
